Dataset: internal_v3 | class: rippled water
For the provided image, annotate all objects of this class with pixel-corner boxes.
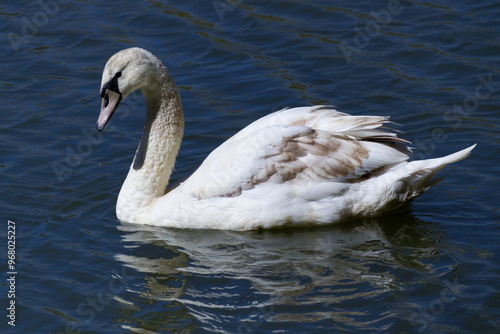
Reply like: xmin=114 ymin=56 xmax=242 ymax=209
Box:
xmin=1 ymin=0 xmax=499 ymax=333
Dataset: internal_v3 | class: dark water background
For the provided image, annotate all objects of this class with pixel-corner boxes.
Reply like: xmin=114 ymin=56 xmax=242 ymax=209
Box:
xmin=1 ymin=0 xmax=499 ymax=333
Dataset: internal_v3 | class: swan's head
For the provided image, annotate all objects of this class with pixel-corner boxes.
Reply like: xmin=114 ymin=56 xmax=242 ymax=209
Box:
xmin=96 ymin=47 xmax=164 ymax=131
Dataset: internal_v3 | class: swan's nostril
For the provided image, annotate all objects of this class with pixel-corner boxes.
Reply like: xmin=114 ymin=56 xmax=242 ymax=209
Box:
xmin=104 ymin=94 xmax=109 ymax=108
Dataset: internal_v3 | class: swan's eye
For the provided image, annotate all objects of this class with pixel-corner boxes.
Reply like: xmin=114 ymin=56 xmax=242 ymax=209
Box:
xmin=116 ymin=71 xmax=122 ymax=78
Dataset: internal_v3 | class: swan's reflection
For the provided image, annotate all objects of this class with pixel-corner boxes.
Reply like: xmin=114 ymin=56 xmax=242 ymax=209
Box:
xmin=114 ymin=213 xmax=459 ymax=332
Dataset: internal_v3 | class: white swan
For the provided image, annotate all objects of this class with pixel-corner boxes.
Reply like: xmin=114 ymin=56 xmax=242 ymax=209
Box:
xmin=96 ymin=47 xmax=475 ymax=230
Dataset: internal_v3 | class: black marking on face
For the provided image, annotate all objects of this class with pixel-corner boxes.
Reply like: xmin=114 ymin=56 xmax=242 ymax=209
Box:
xmin=100 ymin=71 xmax=123 ymax=98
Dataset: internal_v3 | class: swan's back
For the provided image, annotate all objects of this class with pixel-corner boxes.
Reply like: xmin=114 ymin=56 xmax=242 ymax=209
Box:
xmin=180 ymin=106 xmax=409 ymax=196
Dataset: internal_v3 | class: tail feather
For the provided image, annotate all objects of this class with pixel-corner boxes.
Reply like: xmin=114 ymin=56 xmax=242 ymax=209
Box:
xmin=419 ymin=144 xmax=476 ymax=170
xmin=404 ymin=144 xmax=476 ymax=194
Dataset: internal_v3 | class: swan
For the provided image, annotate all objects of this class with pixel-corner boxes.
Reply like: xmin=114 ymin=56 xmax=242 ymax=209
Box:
xmin=96 ymin=47 xmax=475 ymax=230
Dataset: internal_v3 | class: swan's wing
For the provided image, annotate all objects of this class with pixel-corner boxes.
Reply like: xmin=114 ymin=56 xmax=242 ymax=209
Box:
xmin=178 ymin=107 xmax=410 ymax=200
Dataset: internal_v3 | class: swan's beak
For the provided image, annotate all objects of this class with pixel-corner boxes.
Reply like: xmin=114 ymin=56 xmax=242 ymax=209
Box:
xmin=96 ymin=90 xmax=121 ymax=131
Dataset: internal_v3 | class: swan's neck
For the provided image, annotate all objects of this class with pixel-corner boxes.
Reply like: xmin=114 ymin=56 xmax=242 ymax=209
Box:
xmin=117 ymin=69 xmax=184 ymax=222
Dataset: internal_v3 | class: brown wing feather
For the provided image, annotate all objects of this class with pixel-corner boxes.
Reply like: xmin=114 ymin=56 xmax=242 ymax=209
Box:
xmin=221 ymin=128 xmax=373 ymax=197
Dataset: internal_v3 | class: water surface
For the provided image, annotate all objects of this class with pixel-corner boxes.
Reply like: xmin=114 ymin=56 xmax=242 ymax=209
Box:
xmin=1 ymin=0 xmax=499 ymax=333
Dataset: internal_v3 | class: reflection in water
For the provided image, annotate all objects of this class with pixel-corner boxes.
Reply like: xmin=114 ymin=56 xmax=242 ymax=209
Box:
xmin=113 ymin=213 xmax=468 ymax=333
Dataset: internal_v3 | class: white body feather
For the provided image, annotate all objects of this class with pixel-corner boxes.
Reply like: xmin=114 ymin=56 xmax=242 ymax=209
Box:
xmin=149 ymin=107 xmax=474 ymax=230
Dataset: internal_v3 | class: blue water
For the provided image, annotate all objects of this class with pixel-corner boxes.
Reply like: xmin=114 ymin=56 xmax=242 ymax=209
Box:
xmin=1 ymin=0 xmax=499 ymax=333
